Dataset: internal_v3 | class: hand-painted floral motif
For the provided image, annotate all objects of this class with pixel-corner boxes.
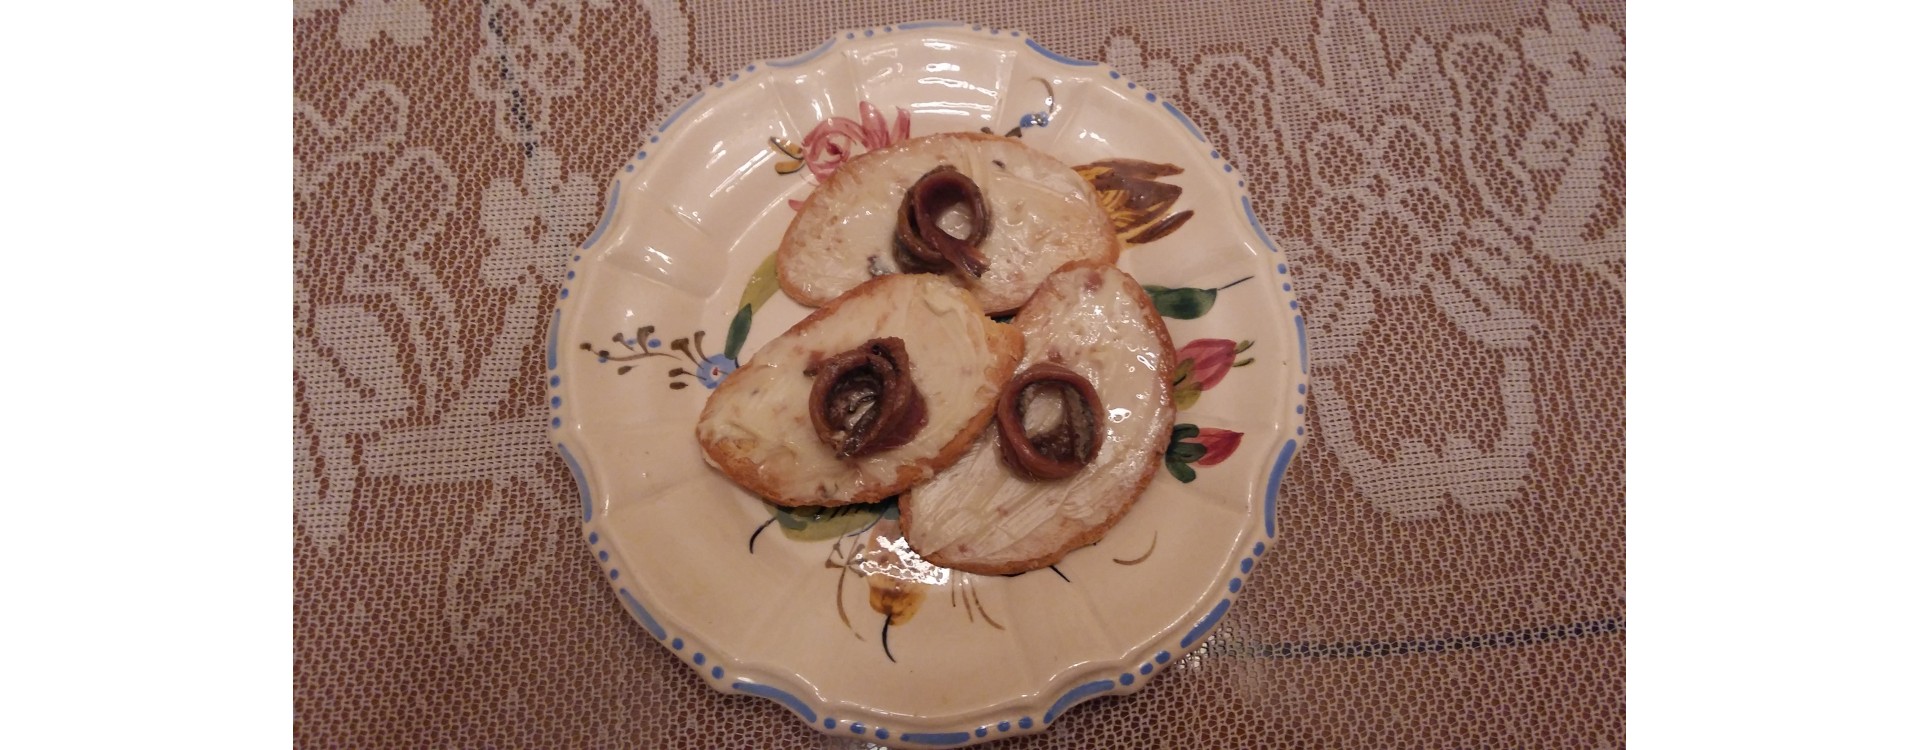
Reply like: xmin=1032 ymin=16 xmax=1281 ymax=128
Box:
xmin=1160 ymin=332 xmax=1254 ymax=482
xmin=1170 ymin=339 xmax=1254 ymax=410
xmin=1188 ymin=428 xmax=1244 ymax=467
xmin=769 ymin=101 xmax=912 ymax=182
xmin=748 ymin=498 xmax=1001 ymax=662
xmin=1073 ymin=159 xmax=1195 ymax=244
xmin=579 ymin=327 xmax=734 ymax=390
xmin=1143 ymin=276 xmax=1251 ymax=320
xmin=1163 ymin=424 xmax=1246 ymax=483
xmin=593 ymin=252 xmax=776 ymax=393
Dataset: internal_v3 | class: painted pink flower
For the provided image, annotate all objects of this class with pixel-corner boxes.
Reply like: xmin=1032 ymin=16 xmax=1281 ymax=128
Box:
xmin=800 ymin=102 xmax=910 ymax=181
xmin=1191 ymin=428 xmax=1244 ymax=466
xmin=1171 ymin=338 xmax=1253 ymax=409
xmin=1178 ymin=339 xmax=1243 ymax=391
xmin=1163 ymin=423 xmax=1246 ymax=481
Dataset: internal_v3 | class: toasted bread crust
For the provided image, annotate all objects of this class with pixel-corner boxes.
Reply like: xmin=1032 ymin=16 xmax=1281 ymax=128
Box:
xmin=777 ymin=132 xmax=1121 ymax=316
xmin=899 ymin=261 xmax=1177 ymax=574
xmin=697 ymin=275 xmax=1024 ymax=507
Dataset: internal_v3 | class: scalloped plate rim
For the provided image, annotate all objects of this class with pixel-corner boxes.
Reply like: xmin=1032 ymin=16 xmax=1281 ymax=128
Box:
xmin=546 ymin=20 xmax=1310 ymax=748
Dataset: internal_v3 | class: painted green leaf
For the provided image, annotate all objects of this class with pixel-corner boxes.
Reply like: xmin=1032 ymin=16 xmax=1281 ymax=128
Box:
xmin=724 ymin=304 xmax=753 ymax=360
xmin=1170 ymin=358 xmax=1194 ymax=388
xmin=739 ymin=250 xmax=782 ymax=313
xmin=1142 ymin=285 xmax=1218 ymax=320
xmin=724 ymin=251 xmax=782 ymax=360
xmin=1165 ymin=423 xmax=1205 ymax=482
xmin=1172 ymin=382 xmax=1201 ymax=411
xmin=1165 ymin=456 xmax=1197 ymax=483
xmin=771 ymin=502 xmax=884 ymax=542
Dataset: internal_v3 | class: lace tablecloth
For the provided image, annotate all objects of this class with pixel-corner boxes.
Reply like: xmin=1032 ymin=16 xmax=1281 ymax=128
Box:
xmin=293 ymin=1 xmax=1624 ymax=746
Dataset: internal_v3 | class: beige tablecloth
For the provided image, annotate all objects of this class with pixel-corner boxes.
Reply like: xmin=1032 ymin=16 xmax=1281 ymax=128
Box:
xmin=294 ymin=1 xmax=1625 ymax=746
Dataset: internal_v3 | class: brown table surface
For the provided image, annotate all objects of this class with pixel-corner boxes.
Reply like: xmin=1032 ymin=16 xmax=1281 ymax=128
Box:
xmin=294 ymin=1 xmax=1625 ymax=746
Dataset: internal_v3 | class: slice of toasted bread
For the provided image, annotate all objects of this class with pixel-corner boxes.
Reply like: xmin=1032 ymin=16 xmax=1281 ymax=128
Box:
xmin=899 ymin=261 xmax=1176 ymax=575
xmin=697 ymin=274 xmax=1023 ymax=507
xmin=778 ymin=132 xmax=1121 ymax=316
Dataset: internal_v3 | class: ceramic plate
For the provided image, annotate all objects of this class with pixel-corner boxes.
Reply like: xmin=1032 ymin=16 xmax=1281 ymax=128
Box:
xmin=548 ymin=21 xmax=1308 ymax=747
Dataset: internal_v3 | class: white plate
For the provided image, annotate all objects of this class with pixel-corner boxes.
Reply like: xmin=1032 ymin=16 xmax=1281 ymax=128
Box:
xmin=548 ymin=21 xmax=1309 ymax=747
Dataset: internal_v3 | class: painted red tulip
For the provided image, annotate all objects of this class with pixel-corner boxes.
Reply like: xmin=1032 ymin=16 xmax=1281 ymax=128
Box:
xmin=1179 ymin=339 xmax=1242 ymax=390
xmin=1191 ymin=427 xmax=1244 ymax=466
xmin=1171 ymin=339 xmax=1254 ymax=409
